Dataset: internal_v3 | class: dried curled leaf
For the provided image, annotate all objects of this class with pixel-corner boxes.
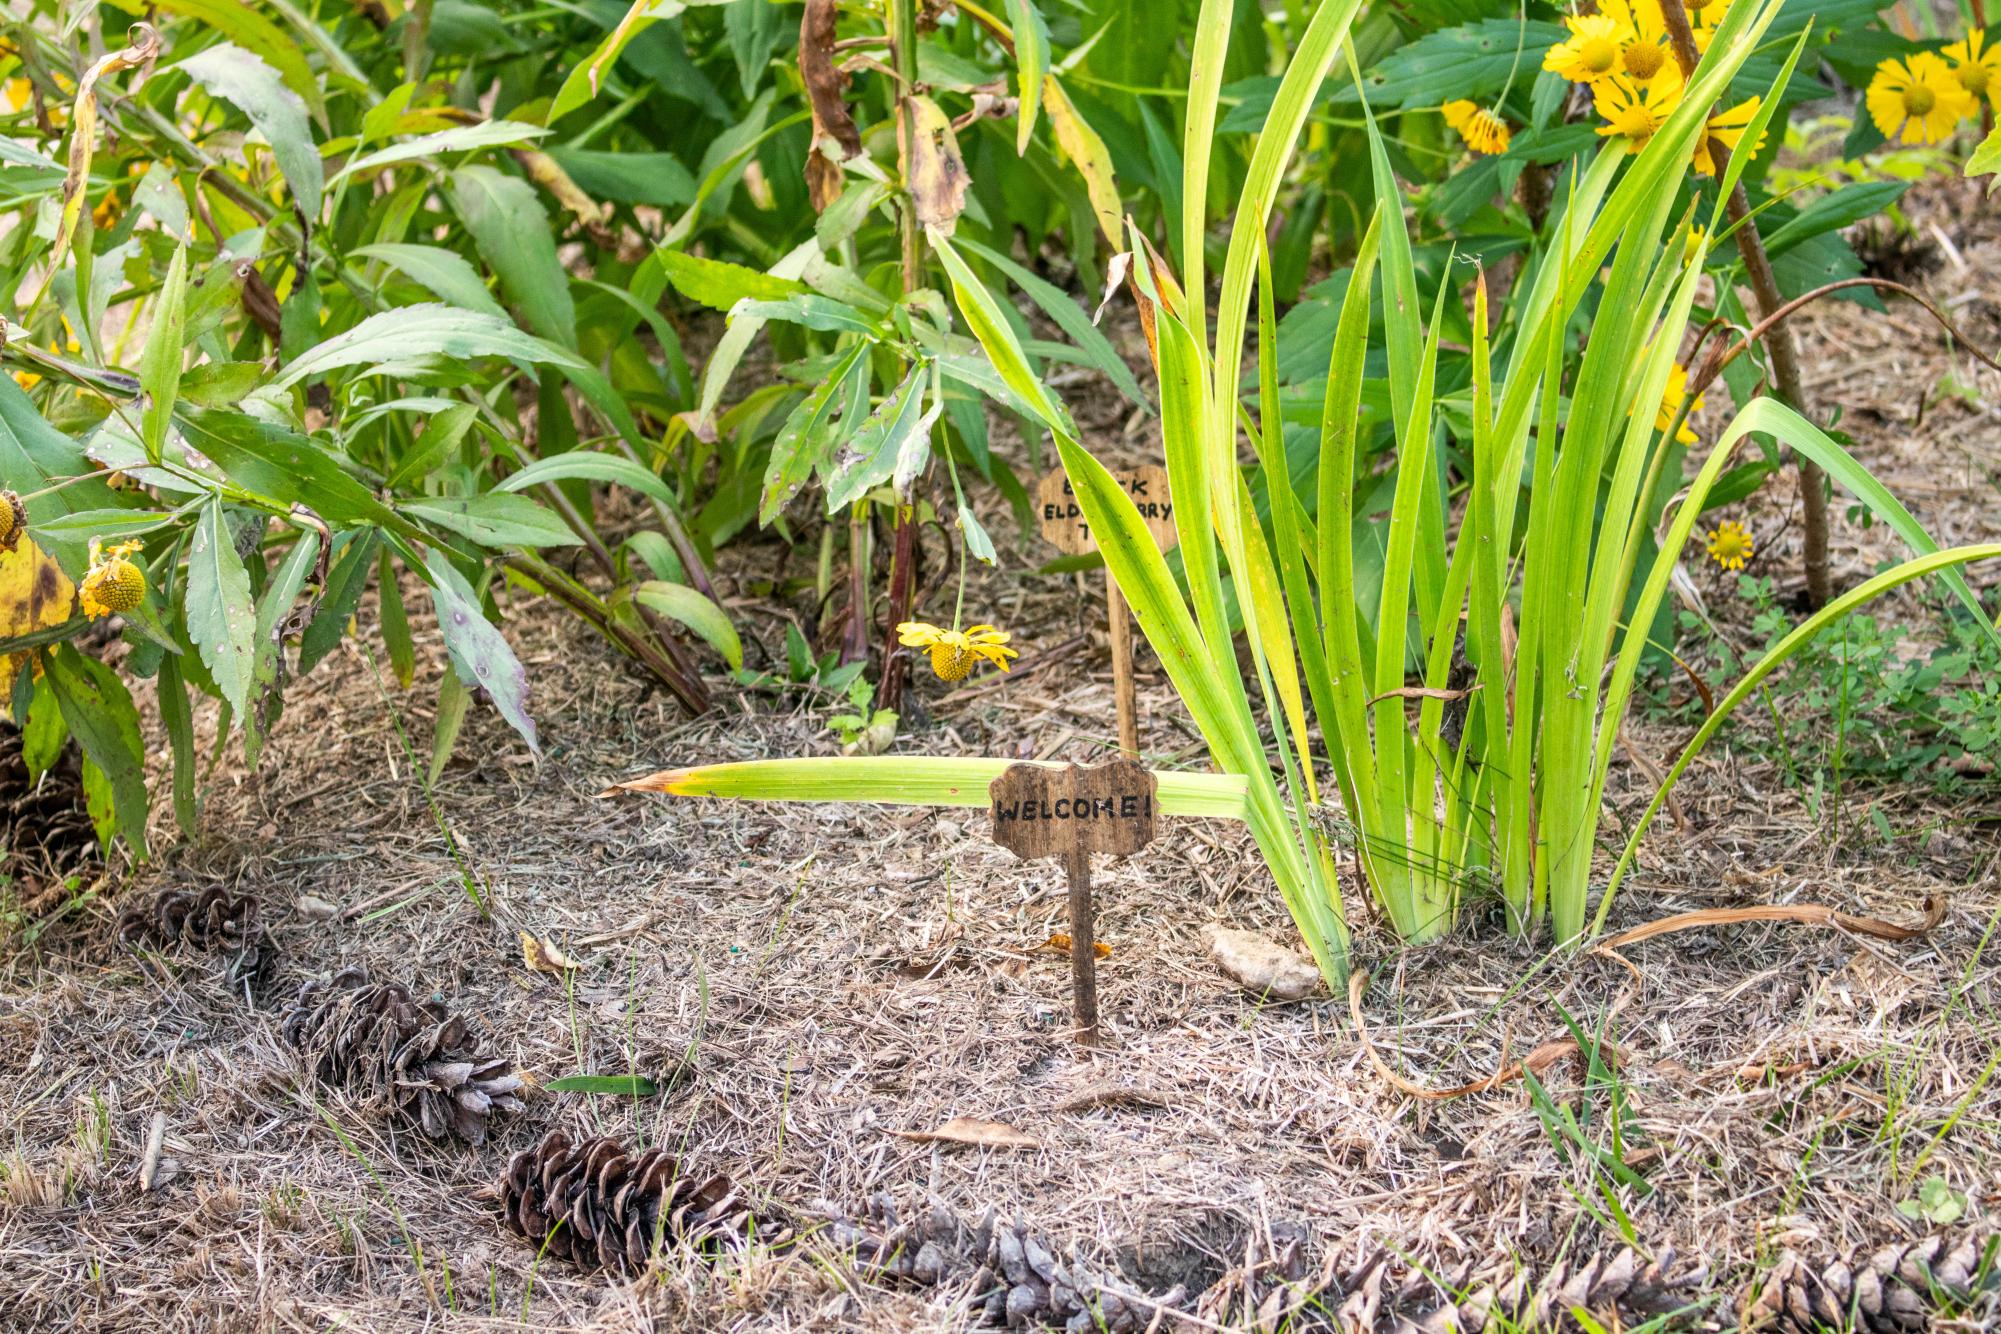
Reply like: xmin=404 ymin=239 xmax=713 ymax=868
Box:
xmin=900 ymin=95 xmax=969 ymax=234
xmin=54 ymin=25 xmax=162 ymax=268
xmin=799 ymin=0 xmax=861 ymax=211
xmin=892 ymin=1116 xmax=1040 ymax=1150
xmin=519 ymin=929 xmax=579 ymax=975
xmin=1041 ymin=932 xmax=1112 ymax=960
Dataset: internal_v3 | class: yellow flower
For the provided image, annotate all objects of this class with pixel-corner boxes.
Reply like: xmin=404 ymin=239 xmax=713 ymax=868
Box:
xmin=1942 ymin=30 xmax=2001 ymax=107
xmin=0 ymin=76 xmax=29 ymax=115
xmin=79 ymin=539 xmax=145 ymax=620
xmin=1866 ymin=53 xmax=1976 ymax=146
xmin=1692 ymin=95 xmax=1764 ymax=177
xmin=896 ymin=621 xmax=1017 ymax=681
xmin=1543 ymin=14 xmax=1629 ymax=85
xmin=1594 ymin=70 xmax=1684 ymax=153
xmin=1654 ymin=363 xmax=1705 ymax=444
xmin=1705 ymin=520 xmax=1753 ymax=571
xmin=1443 ymin=100 xmax=1511 ymax=155
xmin=1686 ymin=0 xmax=1733 ymax=52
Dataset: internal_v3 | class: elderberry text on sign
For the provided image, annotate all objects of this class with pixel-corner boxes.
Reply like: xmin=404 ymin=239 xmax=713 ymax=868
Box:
xmin=988 ymin=760 xmax=1159 ymax=861
xmin=1035 ymin=466 xmax=1178 ymax=556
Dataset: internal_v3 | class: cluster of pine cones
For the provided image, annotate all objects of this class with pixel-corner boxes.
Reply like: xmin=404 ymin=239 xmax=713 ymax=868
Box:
xmin=282 ymin=967 xmax=525 ymax=1145
xmin=115 ymin=884 xmax=272 ymax=989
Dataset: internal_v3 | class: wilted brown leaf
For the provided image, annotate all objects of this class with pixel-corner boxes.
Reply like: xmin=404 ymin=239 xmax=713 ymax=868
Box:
xmin=800 ymin=0 xmax=861 ymax=211
xmin=519 ymin=930 xmax=580 ymax=976
xmin=1040 ymin=932 xmax=1111 ymax=960
xmin=54 ymin=24 xmax=162 ymax=268
xmin=892 ymin=1116 xmax=1039 ymax=1150
xmin=901 ymin=95 xmax=969 ymax=233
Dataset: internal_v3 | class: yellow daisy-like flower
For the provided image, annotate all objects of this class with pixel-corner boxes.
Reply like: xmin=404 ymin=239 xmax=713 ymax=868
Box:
xmin=1442 ymin=100 xmax=1511 ymax=155
xmin=79 ymin=539 xmax=145 ymax=620
xmin=1692 ymin=95 xmax=1764 ymax=177
xmin=896 ymin=621 xmax=1017 ymax=682
xmin=1594 ymin=70 xmax=1684 ymax=153
xmin=1942 ymin=30 xmax=2001 ymax=107
xmin=1685 ymin=0 xmax=1733 ymax=52
xmin=1705 ymin=520 xmax=1753 ymax=571
xmin=1654 ymin=363 xmax=1705 ymax=445
xmin=1543 ymin=14 xmax=1630 ymax=85
xmin=1866 ymin=52 xmax=1976 ymax=146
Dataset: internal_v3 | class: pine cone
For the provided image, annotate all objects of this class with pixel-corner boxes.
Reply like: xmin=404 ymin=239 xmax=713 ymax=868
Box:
xmin=0 ymin=723 xmax=98 ymax=900
xmin=821 ymin=1196 xmax=1186 ymax=1331
xmin=494 ymin=1130 xmax=756 ymax=1273
xmin=1746 ymin=1234 xmax=1997 ymax=1333
xmin=281 ymin=968 xmax=524 ymax=1144
xmin=115 ymin=885 xmax=272 ymax=989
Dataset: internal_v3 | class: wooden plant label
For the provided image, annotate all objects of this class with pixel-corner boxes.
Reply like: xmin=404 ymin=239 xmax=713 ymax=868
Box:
xmin=1033 ymin=466 xmax=1175 ymax=758
xmin=989 ymin=759 xmax=1158 ymax=860
xmin=1034 ymin=465 xmax=1177 ymax=556
xmin=989 ymin=760 xmax=1158 ymax=1045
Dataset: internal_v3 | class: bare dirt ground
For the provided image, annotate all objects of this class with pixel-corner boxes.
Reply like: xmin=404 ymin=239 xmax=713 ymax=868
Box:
xmin=4 ymin=183 xmax=2001 ymax=1332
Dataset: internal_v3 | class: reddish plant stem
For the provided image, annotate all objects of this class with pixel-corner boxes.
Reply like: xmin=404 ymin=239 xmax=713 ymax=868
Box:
xmin=876 ymin=0 xmax=924 ymax=715
xmin=1661 ymin=3 xmax=1832 ymax=607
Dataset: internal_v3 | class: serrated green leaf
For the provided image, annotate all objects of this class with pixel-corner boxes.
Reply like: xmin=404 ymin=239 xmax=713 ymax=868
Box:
xmin=424 ymin=549 xmax=538 ymax=752
xmin=352 ymin=244 xmax=507 ymax=318
xmin=139 ymin=243 xmax=188 ymax=464
xmin=449 ymin=165 xmax=575 ymax=347
xmin=179 ymin=44 xmax=323 ymax=218
xmin=656 ymin=247 xmax=808 ymax=311
xmin=186 ymin=500 xmax=258 ymax=717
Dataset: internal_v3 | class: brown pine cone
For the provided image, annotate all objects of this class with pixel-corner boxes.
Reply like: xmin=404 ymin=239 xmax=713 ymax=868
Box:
xmin=115 ymin=884 xmax=272 ymax=989
xmin=819 ymin=1195 xmax=1185 ymax=1331
xmin=281 ymin=968 xmax=524 ymax=1144
xmin=494 ymin=1130 xmax=755 ymax=1273
xmin=1746 ymin=1234 xmax=1996 ymax=1333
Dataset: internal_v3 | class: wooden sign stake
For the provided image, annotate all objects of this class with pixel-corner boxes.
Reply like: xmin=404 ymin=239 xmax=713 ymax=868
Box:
xmin=989 ymin=760 xmax=1158 ymax=1046
xmin=1036 ymin=467 xmax=1175 ymax=759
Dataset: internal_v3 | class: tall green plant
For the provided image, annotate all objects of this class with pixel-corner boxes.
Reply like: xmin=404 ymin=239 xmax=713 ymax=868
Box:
xmin=620 ymin=0 xmax=2000 ymax=984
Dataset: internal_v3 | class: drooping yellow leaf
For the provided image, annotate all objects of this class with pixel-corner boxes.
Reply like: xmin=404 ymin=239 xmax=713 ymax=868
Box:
xmin=1042 ymin=77 xmax=1119 ymax=247
xmin=900 ymin=95 xmax=970 ymax=234
xmin=0 ymin=532 xmax=76 ymax=705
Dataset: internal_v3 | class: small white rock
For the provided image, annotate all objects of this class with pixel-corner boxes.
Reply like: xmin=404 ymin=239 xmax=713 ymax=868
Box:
xmin=1204 ymin=925 xmax=1325 ymax=1001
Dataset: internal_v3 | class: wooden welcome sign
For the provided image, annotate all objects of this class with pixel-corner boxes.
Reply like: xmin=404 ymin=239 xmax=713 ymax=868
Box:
xmin=1034 ymin=466 xmax=1175 ymax=757
xmin=990 ymin=759 xmax=1157 ymax=1044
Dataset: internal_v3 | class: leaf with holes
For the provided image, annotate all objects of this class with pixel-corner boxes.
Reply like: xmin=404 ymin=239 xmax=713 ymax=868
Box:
xmin=423 ymin=549 xmax=538 ymax=753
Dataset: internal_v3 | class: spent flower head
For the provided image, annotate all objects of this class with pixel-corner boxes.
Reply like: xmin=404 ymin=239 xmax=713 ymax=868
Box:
xmin=80 ymin=539 xmax=145 ymax=620
xmin=896 ymin=621 xmax=1017 ymax=682
xmin=1706 ymin=520 xmax=1753 ymax=572
xmin=1442 ymin=100 xmax=1511 ymax=155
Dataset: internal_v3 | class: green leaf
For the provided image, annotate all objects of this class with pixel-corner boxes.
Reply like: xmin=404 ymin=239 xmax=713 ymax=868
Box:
xmin=331 ymin=121 xmax=551 ymax=185
xmin=178 ymin=360 xmax=264 ymax=408
xmin=958 ymin=504 xmax=996 ymax=564
xmin=429 ymin=671 xmax=471 ymax=784
xmin=299 ymin=528 xmax=380 ymax=674
xmin=178 ymin=44 xmax=323 ymax=219
xmin=953 ymin=236 xmax=1147 ymax=407
xmin=244 ymin=527 xmax=322 ymax=766
xmin=139 ymin=242 xmax=188 ymax=465
xmin=186 ymin=500 xmax=259 ymax=717
xmin=403 ymin=493 xmax=583 ymax=548
xmin=46 ymin=644 xmax=148 ymax=854
xmin=1761 ymin=182 xmax=1908 ymax=259
xmin=823 ymin=365 xmax=926 ymax=512
xmin=448 ymin=165 xmax=575 ymax=347
xmin=352 ymin=244 xmax=507 ymax=318
xmin=621 ymin=530 xmax=684 ymax=584
xmin=1970 ymin=121 xmax=2001 ymax=188
xmin=157 ymin=653 xmax=198 ymax=837
xmin=379 ymin=547 xmax=415 ymax=687
xmin=1004 ymin=0 xmax=1049 ymax=153
xmin=550 ymin=0 xmax=681 ymax=123
xmin=544 ymin=1073 xmax=659 ymax=1097
xmin=733 ymin=294 xmax=878 ymax=336
xmin=545 ymin=149 xmax=695 ymax=207
xmin=423 ymin=549 xmax=538 ymax=752
xmin=724 ymin=0 xmax=784 ymax=99
xmin=495 ymin=451 xmax=684 ymax=512
xmin=655 ymin=248 xmax=808 ymax=311
xmin=272 ymin=304 xmax=564 ymax=389
xmin=633 ymin=580 xmax=741 ymax=670
xmin=176 ymin=410 xmax=404 ymax=530
xmin=761 ymin=342 xmax=867 ymax=524
xmin=154 ymin=0 xmax=325 ymax=120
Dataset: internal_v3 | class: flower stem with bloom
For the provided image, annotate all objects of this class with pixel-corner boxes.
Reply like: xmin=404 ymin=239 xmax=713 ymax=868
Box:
xmin=896 ymin=621 xmax=1017 ymax=682
xmin=79 ymin=538 xmax=145 ymax=620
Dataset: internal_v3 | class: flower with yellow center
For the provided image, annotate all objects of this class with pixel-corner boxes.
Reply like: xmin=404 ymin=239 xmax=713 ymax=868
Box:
xmin=1653 ymin=363 xmax=1705 ymax=444
xmin=1594 ymin=70 xmax=1684 ymax=153
xmin=1942 ymin=30 xmax=2001 ymax=107
xmin=1705 ymin=520 xmax=1753 ymax=571
xmin=896 ymin=621 xmax=1017 ymax=682
xmin=1442 ymin=100 xmax=1511 ymax=155
xmin=1685 ymin=0 xmax=1732 ymax=52
xmin=1543 ymin=14 xmax=1630 ymax=85
xmin=1866 ymin=53 xmax=1976 ymax=146
xmin=79 ymin=539 xmax=145 ymax=620
xmin=1692 ymin=95 xmax=1764 ymax=177
xmin=0 ymin=490 xmax=22 ymax=550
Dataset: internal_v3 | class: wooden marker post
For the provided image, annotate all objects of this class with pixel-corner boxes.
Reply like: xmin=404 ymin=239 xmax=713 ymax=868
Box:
xmin=989 ymin=759 xmax=1158 ymax=1045
xmin=1034 ymin=466 xmax=1176 ymax=757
